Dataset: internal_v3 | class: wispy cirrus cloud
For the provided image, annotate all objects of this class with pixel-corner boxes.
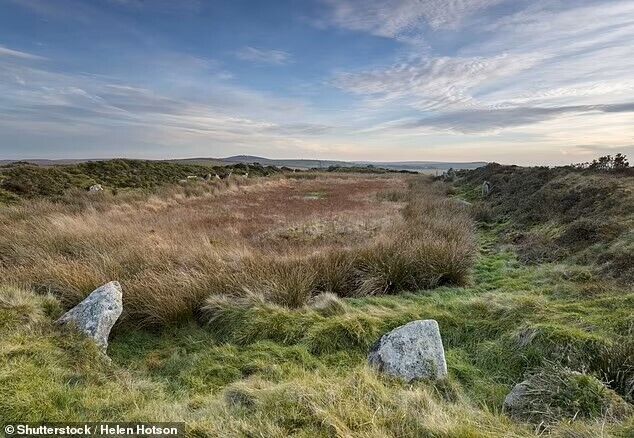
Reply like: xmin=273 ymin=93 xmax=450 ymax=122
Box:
xmin=329 ymin=0 xmax=634 ymax=144
xmin=235 ymin=46 xmax=292 ymax=65
xmin=2 ymin=0 xmax=634 ymax=164
xmin=0 ymin=44 xmax=46 ymax=61
xmin=319 ymin=0 xmax=504 ymax=42
xmin=333 ymin=53 xmax=544 ymax=110
xmin=0 ymin=49 xmax=336 ymax=159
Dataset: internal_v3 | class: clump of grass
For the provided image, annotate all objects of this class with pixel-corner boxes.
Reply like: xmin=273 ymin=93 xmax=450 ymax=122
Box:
xmin=205 ymin=368 xmax=529 ymax=437
xmin=305 ymin=292 xmax=348 ymax=316
xmin=208 ymin=256 xmax=318 ymax=309
xmin=311 ymin=250 xmax=359 ymax=297
xmin=0 ymin=285 xmax=61 ymax=328
xmin=377 ymin=188 xmax=408 ymax=202
xmin=505 ymin=364 xmax=631 ymax=427
xmin=588 ymin=340 xmax=634 ymax=403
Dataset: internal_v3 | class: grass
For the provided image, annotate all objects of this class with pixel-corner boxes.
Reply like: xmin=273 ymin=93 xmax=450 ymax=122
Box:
xmin=455 ymin=163 xmax=634 ymax=282
xmin=505 ymin=363 xmax=631 ymax=428
xmin=0 ymin=164 xmax=632 ymax=436
xmin=0 ymin=172 xmax=475 ymax=326
xmin=2 ymin=244 xmax=632 ymax=436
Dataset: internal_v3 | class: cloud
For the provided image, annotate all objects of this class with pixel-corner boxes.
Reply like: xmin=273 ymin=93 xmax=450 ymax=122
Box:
xmin=235 ymin=47 xmax=291 ymax=65
xmin=398 ymin=102 xmax=634 ymax=134
xmin=0 ymin=45 xmax=46 ymax=60
xmin=320 ymin=0 xmax=504 ymax=41
xmin=330 ymin=0 xmax=634 ymax=142
xmin=333 ymin=53 xmax=543 ymax=110
xmin=0 ymin=53 xmax=338 ymax=160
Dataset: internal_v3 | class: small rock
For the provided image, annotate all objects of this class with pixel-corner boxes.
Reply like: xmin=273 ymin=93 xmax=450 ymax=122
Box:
xmin=503 ymin=380 xmax=530 ymax=413
xmin=368 ymin=320 xmax=448 ymax=382
xmin=88 ymin=184 xmax=103 ymax=193
xmin=57 ymin=281 xmax=123 ymax=353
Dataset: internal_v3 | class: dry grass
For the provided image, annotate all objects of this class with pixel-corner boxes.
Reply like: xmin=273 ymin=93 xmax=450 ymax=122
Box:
xmin=0 ymin=173 xmax=475 ymax=327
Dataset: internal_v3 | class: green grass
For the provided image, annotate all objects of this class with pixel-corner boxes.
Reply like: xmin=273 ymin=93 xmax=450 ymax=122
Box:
xmin=2 ymin=228 xmax=632 ymax=435
xmin=1 ymin=167 xmax=632 ymax=436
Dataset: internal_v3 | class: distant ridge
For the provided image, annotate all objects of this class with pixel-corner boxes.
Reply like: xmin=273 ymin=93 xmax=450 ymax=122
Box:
xmin=216 ymin=155 xmax=487 ymax=171
xmin=1 ymin=156 xmax=487 ymax=172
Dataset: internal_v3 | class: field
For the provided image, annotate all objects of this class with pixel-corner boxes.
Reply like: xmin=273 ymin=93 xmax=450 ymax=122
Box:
xmin=1 ymin=162 xmax=633 ymax=437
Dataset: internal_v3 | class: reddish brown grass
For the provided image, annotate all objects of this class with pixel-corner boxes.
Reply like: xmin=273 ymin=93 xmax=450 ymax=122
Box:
xmin=1 ymin=174 xmax=432 ymax=326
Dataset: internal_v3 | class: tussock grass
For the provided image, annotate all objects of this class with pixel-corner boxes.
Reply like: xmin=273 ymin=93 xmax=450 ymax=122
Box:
xmin=505 ymin=363 xmax=631 ymax=427
xmin=0 ymin=173 xmax=473 ymax=326
xmin=202 ymin=176 xmax=476 ymax=311
xmin=1 ymin=174 xmax=423 ymax=325
xmin=3 ymin=281 xmax=632 ymax=436
xmin=3 ymin=168 xmax=631 ymax=434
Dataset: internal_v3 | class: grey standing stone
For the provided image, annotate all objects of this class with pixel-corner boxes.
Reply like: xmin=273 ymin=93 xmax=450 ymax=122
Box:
xmin=57 ymin=281 xmax=123 ymax=352
xmin=368 ymin=320 xmax=448 ymax=382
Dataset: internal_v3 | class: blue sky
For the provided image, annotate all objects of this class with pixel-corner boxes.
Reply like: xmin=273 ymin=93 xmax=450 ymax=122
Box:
xmin=0 ymin=0 xmax=633 ymax=164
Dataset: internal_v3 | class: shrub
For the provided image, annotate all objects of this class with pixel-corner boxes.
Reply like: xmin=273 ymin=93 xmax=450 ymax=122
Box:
xmin=456 ymin=162 xmax=633 ymax=282
xmin=558 ymin=218 xmax=623 ymax=248
xmin=471 ymin=202 xmax=494 ymax=223
xmin=0 ymin=159 xmax=282 ymax=200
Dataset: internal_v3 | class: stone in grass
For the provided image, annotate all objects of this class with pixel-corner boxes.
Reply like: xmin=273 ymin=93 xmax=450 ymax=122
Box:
xmin=368 ymin=320 xmax=448 ymax=382
xmin=57 ymin=281 xmax=123 ymax=353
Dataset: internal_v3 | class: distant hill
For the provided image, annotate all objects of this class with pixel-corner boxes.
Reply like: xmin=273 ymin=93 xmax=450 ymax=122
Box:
xmin=0 ymin=159 xmax=94 ymax=166
xmin=1 ymin=156 xmax=488 ymax=172
xmin=216 ymin=155 xmax=487 ymax=172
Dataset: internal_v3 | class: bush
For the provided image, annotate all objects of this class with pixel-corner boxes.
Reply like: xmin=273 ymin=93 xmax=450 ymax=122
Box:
xmin=0 ymin=159 xmax=282 ymax=200
xmin=471 ymin=202 xmax=494 ymax=223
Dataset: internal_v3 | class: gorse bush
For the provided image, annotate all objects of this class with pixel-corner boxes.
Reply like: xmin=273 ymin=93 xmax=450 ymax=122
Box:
xmin=0 ymin=159 xmax=282 ymax=200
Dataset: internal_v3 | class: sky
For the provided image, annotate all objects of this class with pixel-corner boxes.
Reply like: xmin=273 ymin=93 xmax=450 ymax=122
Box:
xmin=0 ymin=0 xmax=633 ymax=165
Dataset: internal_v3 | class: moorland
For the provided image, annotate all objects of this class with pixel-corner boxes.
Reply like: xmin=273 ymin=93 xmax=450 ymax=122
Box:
xmin=0 ymin=157 xmax=632 ymax=437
